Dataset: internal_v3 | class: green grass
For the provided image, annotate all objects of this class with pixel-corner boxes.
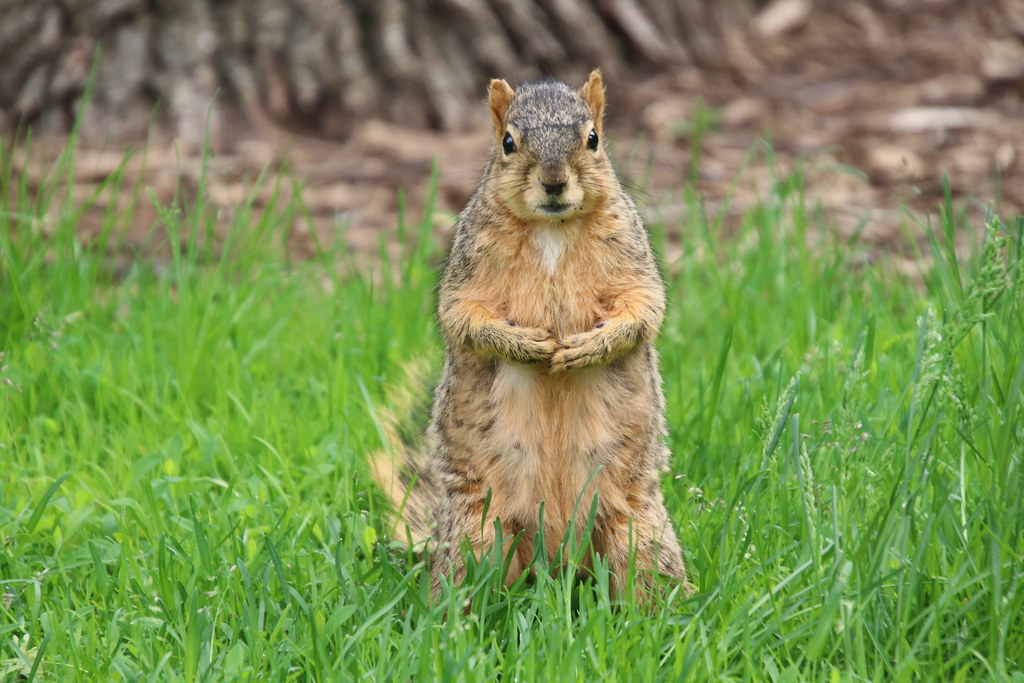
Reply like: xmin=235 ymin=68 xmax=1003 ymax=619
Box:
xmin=1 ymin=128 xmax=1022 ymax=682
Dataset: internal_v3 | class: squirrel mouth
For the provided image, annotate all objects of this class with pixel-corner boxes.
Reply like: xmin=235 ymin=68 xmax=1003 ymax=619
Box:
xmin=537 ymin=201 xmax=574 ymax=216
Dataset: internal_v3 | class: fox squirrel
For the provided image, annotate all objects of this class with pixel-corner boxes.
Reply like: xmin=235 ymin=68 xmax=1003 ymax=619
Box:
xmin=373 ymin=69 xmax=691 ymax=600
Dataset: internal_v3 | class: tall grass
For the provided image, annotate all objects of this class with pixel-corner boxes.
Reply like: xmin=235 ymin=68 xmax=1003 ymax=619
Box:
xmin=1 ymin=127 xmax=1021 ymax=681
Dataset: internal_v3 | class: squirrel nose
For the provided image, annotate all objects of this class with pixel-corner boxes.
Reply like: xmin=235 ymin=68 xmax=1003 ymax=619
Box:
xmin=542 ymin=181 xmax=567 ymax=196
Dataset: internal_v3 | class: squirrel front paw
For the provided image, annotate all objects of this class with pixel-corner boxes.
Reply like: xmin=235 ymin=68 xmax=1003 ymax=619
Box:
xmin=550 ymin=326 xmax=607 ymax=372
xmin=493 ymin=320 xmax=558 ymax=364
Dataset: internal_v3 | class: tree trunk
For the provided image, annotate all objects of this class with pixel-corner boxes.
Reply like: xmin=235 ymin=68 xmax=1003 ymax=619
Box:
xmin=0 ymin=0 xmax=757 ymax=149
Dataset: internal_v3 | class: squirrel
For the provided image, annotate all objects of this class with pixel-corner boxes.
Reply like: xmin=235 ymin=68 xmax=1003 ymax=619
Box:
xmin=372 ymin=69 xmax=692 ymax=601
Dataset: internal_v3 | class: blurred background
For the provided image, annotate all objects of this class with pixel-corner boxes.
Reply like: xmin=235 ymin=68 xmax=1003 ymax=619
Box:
xmin=2 ymin=0 xmax=1021 ymax=265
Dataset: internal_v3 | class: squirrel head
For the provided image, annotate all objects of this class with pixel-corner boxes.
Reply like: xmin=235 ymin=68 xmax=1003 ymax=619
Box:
xmin=486 ymin=69 xmax=611 ymax=223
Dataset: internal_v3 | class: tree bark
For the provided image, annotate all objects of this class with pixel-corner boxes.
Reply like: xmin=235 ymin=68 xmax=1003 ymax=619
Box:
xmin=0 ymin=0 xmax=757 ymax=148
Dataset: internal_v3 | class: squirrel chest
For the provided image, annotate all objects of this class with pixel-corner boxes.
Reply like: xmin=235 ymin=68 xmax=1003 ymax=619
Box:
xmin=477 ymin=214 xmax=624 ymax=337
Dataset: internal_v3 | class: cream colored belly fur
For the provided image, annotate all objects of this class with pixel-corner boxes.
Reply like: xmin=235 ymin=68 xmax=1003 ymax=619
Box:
xmin=486 ymin=360 xmax=621 ymax=543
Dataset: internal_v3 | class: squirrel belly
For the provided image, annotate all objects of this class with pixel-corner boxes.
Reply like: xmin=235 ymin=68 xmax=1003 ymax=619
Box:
xmin=371 ymin=69 xmax=692 ymax=600
xmin=474 ymin=351 xmax=665 ymax=555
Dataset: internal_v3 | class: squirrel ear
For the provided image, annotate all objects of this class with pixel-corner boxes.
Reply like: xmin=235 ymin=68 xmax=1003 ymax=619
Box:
xmin=488 ymin=79 xmax=515 ymax=133
xmin=580 ymin=68 xmax=605 ymax=134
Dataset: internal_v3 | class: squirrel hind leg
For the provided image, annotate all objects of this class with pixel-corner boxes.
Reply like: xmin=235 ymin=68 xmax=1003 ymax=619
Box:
xmin=592 ymin=498 xmax=692 ymax=604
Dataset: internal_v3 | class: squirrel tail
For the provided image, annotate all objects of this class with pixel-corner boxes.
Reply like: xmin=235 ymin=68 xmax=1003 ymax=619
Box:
xmin=368 ymin=357 xmax=439 ymax=547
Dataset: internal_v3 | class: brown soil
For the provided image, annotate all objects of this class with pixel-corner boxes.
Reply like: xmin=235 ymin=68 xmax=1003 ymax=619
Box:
xmin=9 ymin=0 xmax=1024 ymax=270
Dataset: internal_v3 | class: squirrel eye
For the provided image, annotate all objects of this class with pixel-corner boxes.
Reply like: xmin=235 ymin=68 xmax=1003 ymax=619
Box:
xmin=587 ymin=129 xmax=599 ymax=151
xmin=502 ymin=132 xmax=517 ymax=155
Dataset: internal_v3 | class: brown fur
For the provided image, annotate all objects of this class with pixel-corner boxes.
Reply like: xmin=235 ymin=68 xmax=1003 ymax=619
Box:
xmin=372 ymin=69 xmax=692 ymax=601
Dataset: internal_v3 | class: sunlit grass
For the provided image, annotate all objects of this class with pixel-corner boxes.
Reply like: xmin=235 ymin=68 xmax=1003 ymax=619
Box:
xmin=1 ymin=127 xmax=1021 ymax=681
